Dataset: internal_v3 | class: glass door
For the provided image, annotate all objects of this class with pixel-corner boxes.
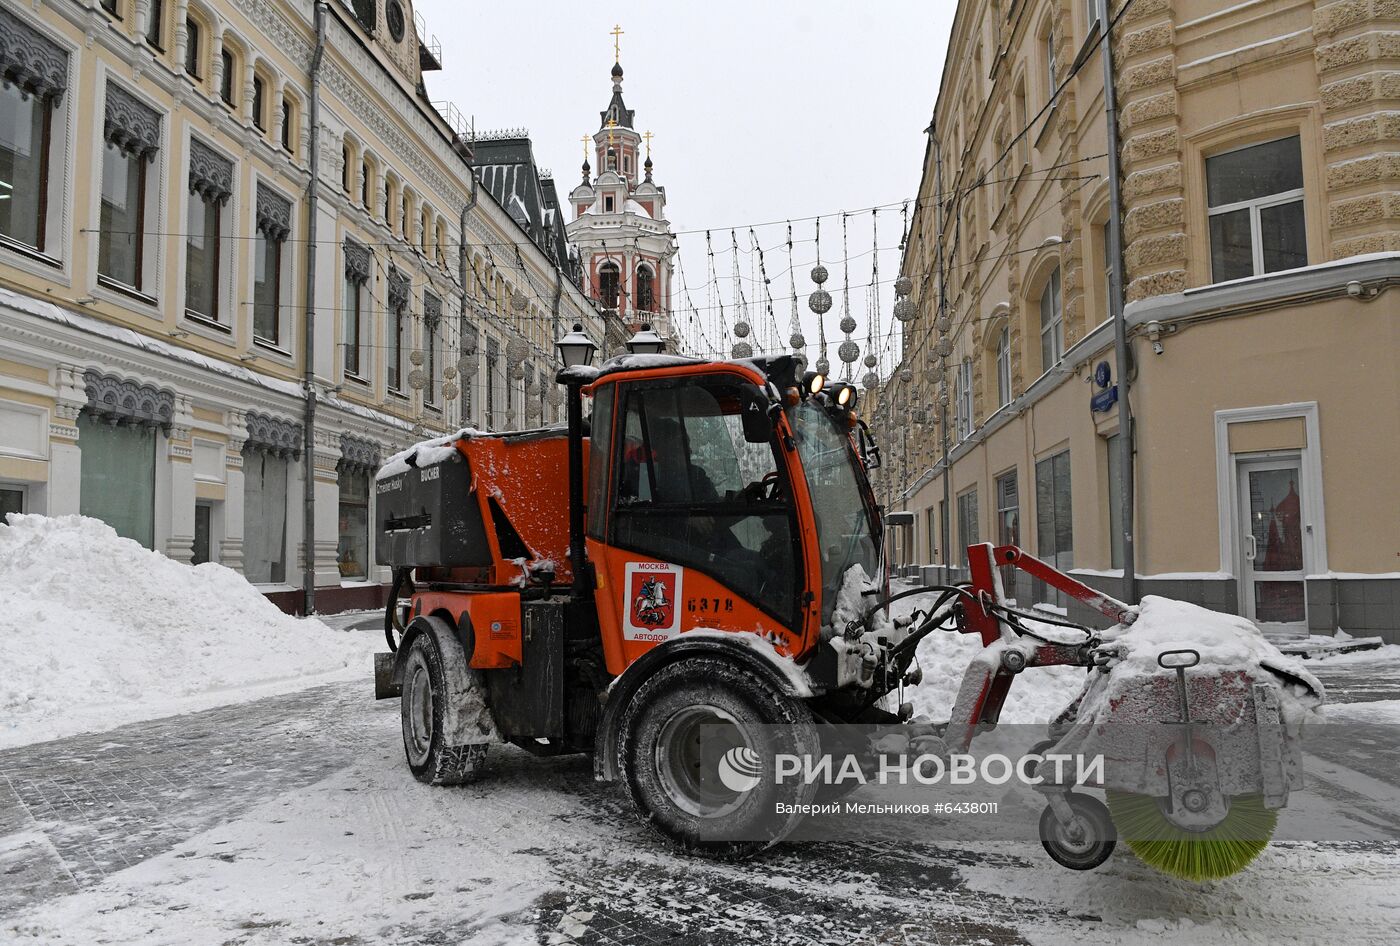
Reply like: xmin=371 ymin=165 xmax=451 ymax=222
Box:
xmin=1237 ymin=455 xmax=1308 ymax=635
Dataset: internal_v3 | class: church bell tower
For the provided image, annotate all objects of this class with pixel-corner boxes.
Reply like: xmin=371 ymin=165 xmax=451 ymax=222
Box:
xmin=566 ymin=27 xmax=678 ymax=350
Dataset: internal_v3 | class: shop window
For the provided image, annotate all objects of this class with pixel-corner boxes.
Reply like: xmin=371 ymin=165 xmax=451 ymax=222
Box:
xmin=78 ymin=412 xmax=156 ymax=548
xmin=338 ymin=470 xmax=369 ymax=579
xmin=957 ymin=488 xmax=979 ymax=566
xmin=0 ymin=485 xmax=25 ymax=520
xmin=996 ymin=470 xmax=1019 ymax=547
xmin=1207 ymin=135 xmax=1306 ymax=282
xmin=1039 ymin=266 xmax=1062 ymax=371
xmin=192 ymin=501 xmax=212 ymax=565
xmin=1035 ymin=449 xmax=1073 ymax=578
xmin=242 ymin=448 xmax=288 ymax=583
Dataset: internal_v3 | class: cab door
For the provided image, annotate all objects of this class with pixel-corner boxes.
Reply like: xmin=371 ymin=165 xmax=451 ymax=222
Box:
xmin=585 ymin=372 xmax=808 ymax=674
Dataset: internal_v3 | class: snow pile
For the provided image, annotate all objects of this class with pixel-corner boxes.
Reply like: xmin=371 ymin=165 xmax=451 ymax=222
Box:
xmin=888 ymin=582 xmax=1088 ymax=725
xmin=376 ymin=427 xmax=482 ymax=480
xmin=1097 ymin=595 xmax=1324 ymax=717
xmin=0 ymin=514 xmax=378 ymax=748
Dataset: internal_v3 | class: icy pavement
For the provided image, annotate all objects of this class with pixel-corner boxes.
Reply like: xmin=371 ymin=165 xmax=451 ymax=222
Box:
xmin=2 ymin=673 xmax=1399 ymax=945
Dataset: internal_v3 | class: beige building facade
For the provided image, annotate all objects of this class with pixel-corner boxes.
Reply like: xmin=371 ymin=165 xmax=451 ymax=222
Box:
xmin=0 ymin=0 xmax=605 ymax=612
xmin=879 ymin=0 xmax=1399 ymax=640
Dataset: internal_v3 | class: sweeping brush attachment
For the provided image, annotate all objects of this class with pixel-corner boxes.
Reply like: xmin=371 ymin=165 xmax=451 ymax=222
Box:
xmin=1107 ymin=791 xmax=1277 ymax=882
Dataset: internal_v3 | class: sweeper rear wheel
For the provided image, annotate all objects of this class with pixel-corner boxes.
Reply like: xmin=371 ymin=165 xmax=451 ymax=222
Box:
xmin=1039 ymin=793 xmax=1117 ymax=871
xmin=1107 ymin=791 xmax=1277 ymax=882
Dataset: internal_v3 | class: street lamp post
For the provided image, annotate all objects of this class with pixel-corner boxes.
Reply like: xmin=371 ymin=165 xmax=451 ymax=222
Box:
xmin=556 ymin=323 xmax=597 ymax=600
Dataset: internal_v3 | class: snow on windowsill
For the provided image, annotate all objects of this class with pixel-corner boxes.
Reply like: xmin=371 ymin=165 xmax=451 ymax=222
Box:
xmin=1070 ymin=567 xmax=1234 ymax=581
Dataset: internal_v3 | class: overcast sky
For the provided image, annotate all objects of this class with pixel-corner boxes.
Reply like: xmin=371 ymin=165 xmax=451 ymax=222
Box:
xmin=416 ymin=0 xmax=956 ymax=368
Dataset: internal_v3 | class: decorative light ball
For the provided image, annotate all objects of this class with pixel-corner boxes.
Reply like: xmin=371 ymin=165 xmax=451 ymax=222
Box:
xmin=936 ymin=337 xmax=953 ymax=357
xmin=811 ymin=264 xmax=829 ymax=285
xmin=731 ymin=341 xmax=753 ymax=359
xmin=838 ymin=315 xmax=856 ymax=336
xmin=894 ymin=275 xmax=913 ymax=296
xmin=863 ymin=371 xmax=879 ymax=391
xmin=546 ymin=387 xmax=563 ymax=407
xmin=893 ymin=298 xmax=916 ymax=322
xmin=506 ymin=336 xmax=529 ymax=362
xmin=511 ymin=363 xmax=526 ymax=380
xmin=442 ymin=381 xmax=459 ymax=400
xmin=526 ymin=401 xmax=541 ymax=419
xmin=899 ymin=367 xmax=913 ymax=383
xmin=936 ymin=315 xmax=952 ymax=334
xmin=409 ymin=350 xmax=425 ymax=366
xmin=732 ymin=320 xmax=751 ymax=339
xmin=511 ymin=293 xmax=528 ymax=313
xmin=457 ymin=356 xmax=478 ymax=378
xmin=815 ymin=357 xmax=830 ymax=374
xmin=789 ymin=332 xmax=805 ymax=349
xmin=838 ymin=339 xmax=860 ymax=364
xmin=808 ymin=289 xmax=832 ymax=315
xmin=443 ymin=365 xmax=457 ymax=380
xmin=863 ymin=353 xmax=877 ymax=368
xmin=407 ymin=368 xmax=428 ymax=390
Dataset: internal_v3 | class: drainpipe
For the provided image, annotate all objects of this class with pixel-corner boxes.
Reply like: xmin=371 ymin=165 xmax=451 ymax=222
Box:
xmin=301 ymin=1 xmax=327 ymax=616
xmin=933 ymin=126 xmax=952 ymax=584
xmin=1099 ymin=0 xmax=1136 ymax=603
xmin=458 ymin=171 xmax=478 ymax=423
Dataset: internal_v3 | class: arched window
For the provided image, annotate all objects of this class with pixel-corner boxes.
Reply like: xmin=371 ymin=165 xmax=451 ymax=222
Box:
xmin=1039 ymin=266 xmax=1063 ymax=371
xmin=598 ymin=262 xmax=620 ymax=309
xmin=996 ymin=326 xmax=1011 ymax=407
xmin=636 ymin=265 xmax=654 ymax=311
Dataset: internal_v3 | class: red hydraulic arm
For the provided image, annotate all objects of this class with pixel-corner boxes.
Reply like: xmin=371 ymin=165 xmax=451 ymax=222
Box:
xmin=945 ymin=543 xmax=1135 ymax=750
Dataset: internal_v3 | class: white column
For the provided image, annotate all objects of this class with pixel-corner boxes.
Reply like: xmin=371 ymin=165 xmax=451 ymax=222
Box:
xmin=220 ymin=410 xmax=247 ymax=573
xmin=165 ymin=394 xmax=197 ymax=563
xmin=242 ymin=60 xmax=256 ymax=126
xmin=313 ymin=429 xmax=342 ymax=591
xmin=209 ymin=26 xmax=224 ymax=98
xmin=172 ymin=0 xmax=190 ymax=66
xmin=271 ymin=77 xmax=285 ymax=146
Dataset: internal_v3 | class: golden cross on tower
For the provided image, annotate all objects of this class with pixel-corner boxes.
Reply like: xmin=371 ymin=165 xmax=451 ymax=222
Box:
xmin=582 ymin=134 xmax=591 ymax=160
xmin=606 ymin=117 xmax=617 ymax=148
xmin=610 ymin=24 xmax=624 ymax=63
xmin=643 ymin=130 xmax=654 ymax=158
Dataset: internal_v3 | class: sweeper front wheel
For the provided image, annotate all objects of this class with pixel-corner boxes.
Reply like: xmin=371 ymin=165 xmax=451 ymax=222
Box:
xmin=1039 ymin=793 xmax=1117 ymax=871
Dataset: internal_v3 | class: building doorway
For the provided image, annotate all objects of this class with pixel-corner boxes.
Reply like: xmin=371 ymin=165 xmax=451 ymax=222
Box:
xmin=1236 ymin=454 xmax=1309 ymax=638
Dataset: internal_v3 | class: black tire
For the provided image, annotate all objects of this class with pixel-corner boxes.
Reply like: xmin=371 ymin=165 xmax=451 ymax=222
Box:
xmin=1039 ymin=792 xmax=1117 ymax=871
xmin=619 ymin=656 xmax=820 ymax=858
xmin=400 ymin=632 xmax=489 ymax=786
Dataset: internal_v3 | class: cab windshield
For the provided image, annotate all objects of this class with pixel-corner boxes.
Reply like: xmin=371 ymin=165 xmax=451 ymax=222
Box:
xmin=787 ymin=402 xmax=881 ymax=624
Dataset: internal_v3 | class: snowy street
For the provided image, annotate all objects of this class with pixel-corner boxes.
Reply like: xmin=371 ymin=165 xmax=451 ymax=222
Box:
xmin=3 ymin=652 xmax=1398 ymax=946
